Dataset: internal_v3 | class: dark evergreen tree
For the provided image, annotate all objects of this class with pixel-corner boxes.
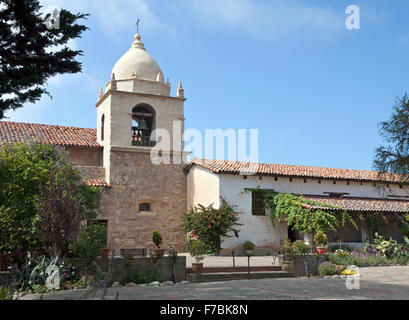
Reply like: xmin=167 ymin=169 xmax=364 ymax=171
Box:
xmin=373 ymin=93 xmax=409 ymax=177
xmin=0 ymin=0 xmax=88 ymax=118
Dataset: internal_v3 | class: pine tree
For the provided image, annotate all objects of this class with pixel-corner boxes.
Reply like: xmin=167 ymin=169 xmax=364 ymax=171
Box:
xmin=373 ymin=93 xmax=409 ymax=176
xmin=0 ymin=0 xmax=88 ymax=118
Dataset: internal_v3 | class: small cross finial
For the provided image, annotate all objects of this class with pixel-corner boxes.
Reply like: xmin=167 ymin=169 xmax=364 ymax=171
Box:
xmin=136 ymin=18 xmax=141 ymax=34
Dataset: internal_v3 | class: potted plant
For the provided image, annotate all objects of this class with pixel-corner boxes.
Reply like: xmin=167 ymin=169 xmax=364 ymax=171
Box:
xmin=314 ymin=231 xmax=328 ymax=254
xmin=189 ymin=239 xmax=205 ymax=275
xmin=279 ymin=238 xmax=294 ymax=272
xmin=292 ymin=240 xmax=311 ymax=255
xmin=152 ymin=230 xmax=165 ymax=257
xmin=243 ymin=241 xmax=256 ymax=256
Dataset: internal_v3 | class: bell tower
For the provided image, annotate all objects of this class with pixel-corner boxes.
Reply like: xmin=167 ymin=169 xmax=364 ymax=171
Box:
xmin=95 ymin=31 xmax=188 ymax=253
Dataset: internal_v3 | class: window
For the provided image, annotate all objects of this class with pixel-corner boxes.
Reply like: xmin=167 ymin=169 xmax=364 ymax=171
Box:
xmin=139 ymin=202 xmax=151 ymax=212
xmin=252 ymin=192 xmax=265 ymax=216
xmin=101 ymin=114 xmax=105 ymax=141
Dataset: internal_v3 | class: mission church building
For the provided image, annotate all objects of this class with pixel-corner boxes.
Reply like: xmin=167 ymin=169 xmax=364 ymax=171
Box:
xmin=1 ymin=32 xmax=408 ymax=255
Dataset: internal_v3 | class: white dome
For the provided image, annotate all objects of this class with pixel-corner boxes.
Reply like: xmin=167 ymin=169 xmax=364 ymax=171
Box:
xmin=112 ymin=34 xmax=163 ymax=82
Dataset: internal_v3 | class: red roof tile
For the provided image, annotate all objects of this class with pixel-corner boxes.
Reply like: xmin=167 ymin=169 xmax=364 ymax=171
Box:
xmin=0 ymin=121 xmax=101 ymax=148
xmin=185 ymin=158 xmax=408 ymax=184
xmin=86 ymin=179 xmax=110 ymax=188
xmin=302 ymin=195 xmax=409 ymax=213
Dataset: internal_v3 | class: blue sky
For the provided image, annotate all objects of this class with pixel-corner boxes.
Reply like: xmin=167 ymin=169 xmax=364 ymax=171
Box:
xmin=5 ymin=0 xmax=409 ymax=171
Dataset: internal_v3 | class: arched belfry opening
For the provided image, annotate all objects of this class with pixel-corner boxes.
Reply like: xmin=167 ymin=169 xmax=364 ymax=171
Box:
xmin=131 ymin=104 xmax=156 ymax=147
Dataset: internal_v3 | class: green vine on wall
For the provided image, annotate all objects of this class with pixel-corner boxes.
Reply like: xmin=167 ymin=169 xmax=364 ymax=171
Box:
xmin=247 ymin=188 xmax=358 ymax=235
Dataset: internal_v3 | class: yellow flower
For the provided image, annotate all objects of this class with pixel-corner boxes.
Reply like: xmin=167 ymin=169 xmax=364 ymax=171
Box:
xmin=341 ymin=269 xmax=355 ymax=275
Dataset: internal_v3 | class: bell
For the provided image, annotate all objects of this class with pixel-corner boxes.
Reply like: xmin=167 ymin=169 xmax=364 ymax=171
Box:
xmin=137 ymin=118 xmax=148 ymax=131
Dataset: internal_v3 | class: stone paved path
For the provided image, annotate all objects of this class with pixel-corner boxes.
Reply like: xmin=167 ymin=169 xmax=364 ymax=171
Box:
xmin=20 ymin=266 xmax=409 ymax=300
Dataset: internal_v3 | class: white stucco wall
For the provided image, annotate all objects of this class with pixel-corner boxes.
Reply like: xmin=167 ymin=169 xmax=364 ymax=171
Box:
xmin=186 ymin=166 xmax=220 ymax=210
xmin=187 ymin=167 xmax=409 ymax=252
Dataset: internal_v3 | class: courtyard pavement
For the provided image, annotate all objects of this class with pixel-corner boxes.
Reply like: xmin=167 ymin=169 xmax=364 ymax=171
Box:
xmin=20 ymin=265 xmax=409 ymax=300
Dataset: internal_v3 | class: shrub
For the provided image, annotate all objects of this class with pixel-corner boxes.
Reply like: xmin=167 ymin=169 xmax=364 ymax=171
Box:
xmin=69 ymin=224 xmax=107 ymax=261
xmin=328 ymin=250 xmax=389 ymax=267
xmin=279 ymin=238 xmax=294 ymax=260
xmin=318 ymin=262 xmax=344 ymax=276
xmin=291 ymin=240 xmax=311 ymax=254
xmin=243 ymin=241 xmax=255 ymax=251
xmin=152 ymin=230 xmax=163 ymax=249
xmin=334 ymin=249 xmax=350 ymax=259
xmin=182 ymin=199 xmax=242 ymax=254
xmin=373 ymin=233 xmax=402 ymax=258
xmin=328 ymin=243 xmax=352 ymax=252
xmin=188 ymin=239 xmax=205 ymax=263
xmin=0 ymin=142 xmax=99 ymax=257
xmin=120 ymin=268 xmax=163 ymax=286
xmin=0 ymin=285 xmax=14 ymax=300
xmin=314 ymin=231 xmax=328 ymax=246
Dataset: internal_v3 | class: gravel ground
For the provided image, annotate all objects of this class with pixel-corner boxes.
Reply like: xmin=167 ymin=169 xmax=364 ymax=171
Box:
xmin=19 ymin=265 xmax=409 ymax=300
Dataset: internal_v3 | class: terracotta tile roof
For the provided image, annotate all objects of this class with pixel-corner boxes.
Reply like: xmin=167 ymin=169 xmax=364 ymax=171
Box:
xmin=302 ymin=195 xmax=409 ymax=213
xmin=185 ymin=158 xmax=407 ymax=184
xmin=0 ymin=121 xmax=101 ymax=148
xmin=86 ymin=179 xmax=110 ymax=188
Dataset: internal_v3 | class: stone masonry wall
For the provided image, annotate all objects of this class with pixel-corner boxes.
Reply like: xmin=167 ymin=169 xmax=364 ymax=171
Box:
xmin=65 ymin=146 xmax=103 ymax=167
xmin=98 ymin=150 xmax=187 ymax=253
xmin=75 ymin=166 xmax=106 ymax=181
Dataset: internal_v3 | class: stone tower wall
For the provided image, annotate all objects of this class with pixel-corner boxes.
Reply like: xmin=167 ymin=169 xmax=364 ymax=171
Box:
xmin=98 ymin=149 xmax=187 ymax=253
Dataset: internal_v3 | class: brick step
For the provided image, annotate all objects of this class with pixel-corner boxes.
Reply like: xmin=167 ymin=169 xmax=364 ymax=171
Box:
xmin=186 ymin=266 xmax=282 ymax=274
xmin=186 ymin=271 xmax=293 ymax=283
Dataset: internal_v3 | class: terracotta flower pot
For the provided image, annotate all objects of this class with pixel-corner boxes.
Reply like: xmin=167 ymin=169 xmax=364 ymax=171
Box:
xmin=100 ymin=248 xmax=110 ymax=259
xmin=316 ymin=246 xmax=327 ymax=254
xmin=192 ymin=263 xmax=204 ymax=275
xmin=281 ymin=260 xmax=293 ymax=272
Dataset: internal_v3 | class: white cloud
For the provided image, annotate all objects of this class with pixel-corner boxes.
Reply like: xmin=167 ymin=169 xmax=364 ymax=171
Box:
xmin=4 ymin=95 xmax=50 ymax=124
xmin=187 ymin=0 xmax=345 ymax=41
xmin=39 ymin=0 xmax=175 ymax=36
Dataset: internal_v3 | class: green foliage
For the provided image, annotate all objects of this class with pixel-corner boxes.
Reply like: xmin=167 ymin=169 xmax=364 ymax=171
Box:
xmin=399 ymin=215 xmax=409 ymax=236
xmin=10 ymin=255 xmax=78 ymax=291
xmin=188 ymin=239 xmax=205 ymax=263
xmin=152 ymin=230 xmax=163 ymax=249
xmin=373 ymin=93 xmax=409 ymax=176
xmin=29 ymin=256 xmax=77 ymax=289
xmin=69 ymin=224 xmax=107 ymax=261
xmin=250 ymin=189 xmax=358 ymax=235
xmin=243 ymin=241 xmax=255 ymax=251
xmin=0 ymin=285 xmax=14 ymax=300
xmin=279 ymin=238 xmax=294 ymax=259
xmin=313 ymin=231 xmax=328 ymax=246
xmin=0 ymin=0 xmax=89 ymax=117
xmin=0 ymin=142 xmax=99 ymax=256
xmin=405 ymin=236 xmax=409 ymax=247
xmin=182 ymin=199 xmax=243 ymax=254
xmin=120 ymin=268 xmax=164 ymax=286
xmin=318 ymin=262 xmax=345 ymax=276
xmin=328 ymin=251 xmax=389 ymax=267
xmin=292 ymin=240 xmax=311 ymax=254
xmin=373 ymin=232 xmax=402 ymax=258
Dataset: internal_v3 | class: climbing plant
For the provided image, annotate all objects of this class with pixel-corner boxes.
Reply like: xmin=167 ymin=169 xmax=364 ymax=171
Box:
xmin=249 ymin=188 xmax=358 ymax=235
